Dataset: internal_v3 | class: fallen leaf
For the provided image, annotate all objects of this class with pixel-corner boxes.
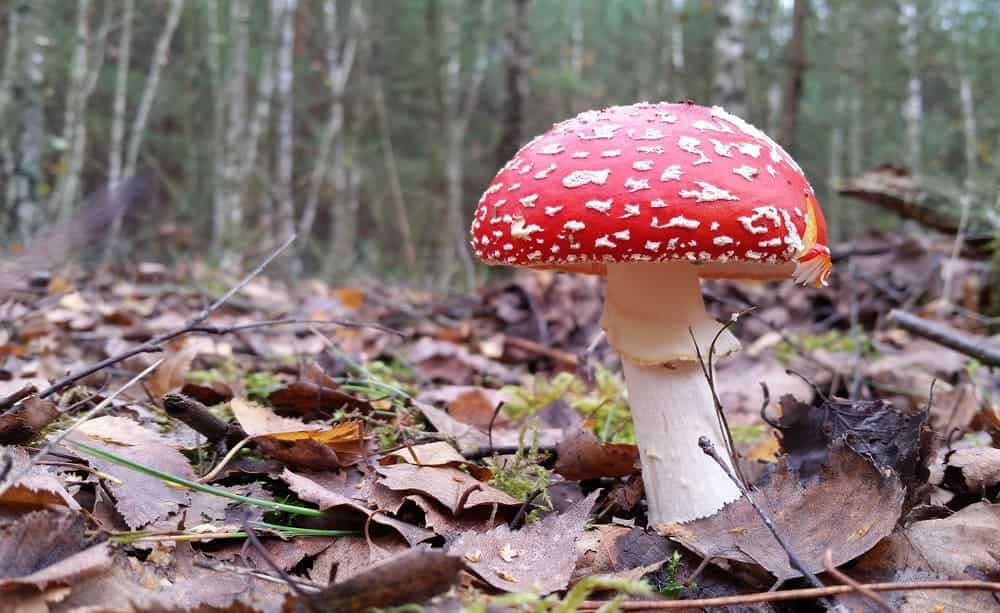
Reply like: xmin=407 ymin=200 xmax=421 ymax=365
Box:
xmin=0 ymin=396 xmax=61 ymax=444
xmin=554 ymin=427 xmax=639 ymax=481
xmin=413 ymin=401 xmax=490 ymax=453
xmin=268 ymin=381 xmax=372 ymax=416
xmin=308 ymin=534 xmax=409 ymax=586
xmin=928 ymin=447 xmax=1000 ymax=498
xmin=69 ymin=416 xmax=193 ymax=529
xmin=845 ymin=502 xmax=1000 ymax=611
xmin=0 ymin=447 xmax=79 ymax=510
xmin=450 ymin=490 xmax=599 ymax=594
xmin=382 ymin=441 xmax=467 ymax=467
xmin=179 ymin=381 xmax=234 ymax=406
xmin=0 ymin=511 xmax=111 ymax=593
xmin=230 ymin=397 xmax=320 ymax=436
xmin=376 ymin=463 xmax=520 ymax=514
xmin=148 ymin=346 xmax=198 ymax=398
xmin=667 ymin=443 xmax=904 ymax=581
xmin=256 ymin=421 xmax=367 ymax=470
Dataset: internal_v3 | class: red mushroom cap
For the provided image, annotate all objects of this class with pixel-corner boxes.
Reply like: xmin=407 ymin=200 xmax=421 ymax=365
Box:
xmin=470 ymin=102 xmax=831 ymax=286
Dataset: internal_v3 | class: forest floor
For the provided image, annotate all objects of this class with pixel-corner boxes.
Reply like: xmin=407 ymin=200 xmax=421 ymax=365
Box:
xmin=0 ymin=232 xmax=998 ymax=612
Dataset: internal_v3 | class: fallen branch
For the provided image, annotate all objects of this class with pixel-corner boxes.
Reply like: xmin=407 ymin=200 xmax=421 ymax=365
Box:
xmin=577 ymin=580 xmax=1000 ymax=610
xmin=889 ymin=309 xmax=1000 ymax=367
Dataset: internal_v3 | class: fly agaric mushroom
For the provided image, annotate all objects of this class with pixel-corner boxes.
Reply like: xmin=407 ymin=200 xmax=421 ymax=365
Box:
xmin=470 ymin=102 xmax=831 ymax=524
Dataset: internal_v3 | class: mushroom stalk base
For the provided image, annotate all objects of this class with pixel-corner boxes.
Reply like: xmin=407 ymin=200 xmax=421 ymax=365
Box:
xmin=623 ymin=359 xmax=742 ymax=524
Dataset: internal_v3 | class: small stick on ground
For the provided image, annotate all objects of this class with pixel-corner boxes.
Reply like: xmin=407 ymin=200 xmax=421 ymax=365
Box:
xmin=576 ymin=579 xmax=1000 ymax=610
xmin=823 ymin=548 xmax=898 ymax=613
xmin=0 ymin=358 xmax=163 ymax=497
xmin=28 ymin=235 xmax=299 ymax=402
xmin=242 ymin=521 xmax=322 ymax=613
xmin=889 ymin=309 xmax=1000 ymax=367
xmin=699 ymin=437 xmax=848 ymax=613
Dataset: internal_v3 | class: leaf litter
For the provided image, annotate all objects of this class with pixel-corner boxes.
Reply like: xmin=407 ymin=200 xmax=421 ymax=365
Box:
xmin=0 ymin=234 xmax=997 ymax=610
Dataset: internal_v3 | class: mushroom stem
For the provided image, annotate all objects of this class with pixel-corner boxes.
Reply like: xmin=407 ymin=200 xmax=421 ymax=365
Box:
xmin=622 ymin=359 xmax=742 ymax=524
xmin=601 ymin=261 xmax=742 ymax=523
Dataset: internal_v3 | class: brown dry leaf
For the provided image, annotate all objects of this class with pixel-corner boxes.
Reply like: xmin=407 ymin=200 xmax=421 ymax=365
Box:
xmin=268 ymin=381 xmax=372 ymax=416
xmin=845 ymin=502 xmax=1000 ymax=612
xmin=256 ymin=421 xmax=367 ymax=470
xmin=376 ymin=463 xmax=520 ymax=514
xmin=554 ymin=427 xmax=639 ymax=481
xmin=928 ymin=447 xmax=1000 ymax=498
xmin=716 ymin=358 xmax=815 ymax=418
xmin=405 ymin=493 xmax=504 ymax=540
xmin=308 ymin=534 xmax=409 ymax=586
xmin=668 ymin=443 xmax=904 ymax=581
xmin=148 ymin=346 xmax=198 ymax=398
xmin=230 ymin=397 xmax=319 ymax=436
xmin=450 ymin=490 xmax=598 ymax=594
xmin=413 ymin=401 xmax=490 ymax=453
xmin=300 ymin=546 xmax=463 ymax=613
xmin=382 ymin=441 xmax=467 ymax=467
xmin=0 ymin=511 xmax=111 ymax=593
xmin=446 ymin=389 xmax=499 ymax=429
xmin=280 ymin=469 xmax=433 ymax=545
xmin=406 ymin=337 xmax=519 ymax=385
xmin=70 ymin=416 xmax=193 ymax=528
xmin=179 ymin=381 xmax=234 ymax=406
xmin=0 ymin=447 xmax=78 ymax=510
xmin=0 ymin=396 xmax=61 ymax=444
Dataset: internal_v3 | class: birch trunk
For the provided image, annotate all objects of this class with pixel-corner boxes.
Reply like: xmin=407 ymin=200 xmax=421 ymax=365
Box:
xmin=299 ymin=0 xmax=360 ymax=269
xmin=206 ymin=0 xmax=226 ymax=252
xmin=108 ymin=0 xmax=133 ymax=194
xmin=496 ymin=0 xmax=529 ymax=166
xmin=669 ymin=0 xmax=684 ymax=100
xmin=10 ymin=2 xmax=45 ymax=240
xmin=779 ymin=0 xmax=807 ymax=152
xmin=942 ymin=58 xmax=978 ymax=307
xmin=439 ymin=0 xmax=493 ymax=288
xmin=0 ymin=5 xmax=19 ymax=234
xmin=371 ymin=67 xmax=417 ymax=272
xmin=569 ymin=0 xmax=584 ymax=81
xmin=52 ymin=0 xmax=90 ymax=220
xmin=273 ymin=0 xmax=298 ymax=247
xmin=712 ymin=0 xmax=747 ymax=118
xmin=102 ymin=0 xmax=182 ymax=259
xmin=899 ymin=1 xmax=922 ymax=176
xmin=218 ymin=0 xmax=250 ymax=252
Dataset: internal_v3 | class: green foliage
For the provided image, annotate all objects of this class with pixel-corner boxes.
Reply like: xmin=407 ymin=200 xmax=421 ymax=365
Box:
xmin=486 ymin=427 xmax=552 ymax=505
xmin=462 ymin=575 xmax=652 ymax=613
xmin=501 ymin=366 xmax=633 ymax=443
xmin=776 ymin=329 xmax=873 ymax=364
xmin=656 ymin=551 xmax=690 ymax=599
xmin=730 ymin=423 xmax=767 ymax=446
xmin=244 ymin=371 xmax=283 ymax=401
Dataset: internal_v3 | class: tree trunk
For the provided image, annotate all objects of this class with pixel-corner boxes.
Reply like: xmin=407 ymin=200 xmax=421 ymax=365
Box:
xmin=439 ymin=0 xmax=493 ymax=288
xmin=299 ymin=0 xmax=360 ymax=271
xmin=368 ymin=7 xmax=417 ymax=273
xmin=0 ymin=4 xmax=20 ymax=235
xmin=273 ymin=0 xmax=298 ymax=248
xmin=217 ymin=0 xmax=250 ymax=254
xmin=10 ymin=1 xmax=45 ymax=241
xmin=899 ymin=0 xmax=922 ymax=176
xmin=51 ymin=0 xmax=91 ymax=220
xmin=496 ymin=0 xmax=529 ymax=167
xmin=779 ymin=0 xmax=807 ymax=152
xmin=712 ymin=0 xmax=747 ymax=117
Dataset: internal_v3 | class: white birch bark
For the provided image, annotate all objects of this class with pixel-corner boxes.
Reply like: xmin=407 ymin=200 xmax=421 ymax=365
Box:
xmin=899 ymin=1 xmax=922 ymax=177
xmin=10 ymin=2 xmax=45 ymax=239
xmin=670 ymin=0 xmax=684 ymax=99
xmin=712 ymin=0 xmax=747 ymax=118
xmin=569 ymin=0 xmax=584 ymax=81
xmin=0 ymin=5 xmax=20 ymax=233
xmin=441 ymin=0 xmax=494 ymax=287
xmin=206 ymin=0 xmax=226 ymax=251
xmin=108 ymin=0 xmax=134 ymax=194
xmin=299 ymin=0 xmax=359 ymax=264
xmin=273 ymin=0 xmax=298 ymax=244
xmin=53 ymin=0 xmax=91 ymax=218
xmin=219 ymin=0 xmax=250 ymax=248
xmin=101 ymin=0 xmax=182 ymax=256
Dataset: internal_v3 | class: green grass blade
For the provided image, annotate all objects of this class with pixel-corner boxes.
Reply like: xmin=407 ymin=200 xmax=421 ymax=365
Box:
xmin=65 ymin=438 xmax=326 ymax=518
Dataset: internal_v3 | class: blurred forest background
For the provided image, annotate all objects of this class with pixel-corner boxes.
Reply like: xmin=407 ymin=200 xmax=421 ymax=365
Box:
xmin=0 ymin=0 xmax=997 ymax=286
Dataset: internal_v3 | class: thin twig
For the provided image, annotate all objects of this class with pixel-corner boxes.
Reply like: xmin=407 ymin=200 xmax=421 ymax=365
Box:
xmin=194 ymin=559 xmax=323 ymax=592
xmin=0 ymin=359 xmax=163 ymax=497
xmin=31 ymin=236 xmax=298 ymax=402
xmin=242 ymin=521 xmax=321 ymax=612
xmin=197 ymin=435 xmax=256 ymax=483
xmin=699 ymin=437 xmax=847 ymax=613
xmin=576 ymin=580 xmax=1000 ymax=610
xmin=823 ymin=549 xmax=897 ymax=613
xmin=889 ymin=309 xmax=1000 ymax=367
